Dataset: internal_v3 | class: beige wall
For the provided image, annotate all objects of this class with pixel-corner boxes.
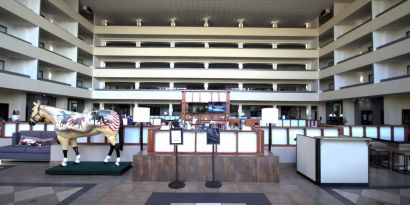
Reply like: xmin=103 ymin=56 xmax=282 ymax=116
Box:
xmin=0 ymin=90 xmax=27 ymax=121
xmin=384 ymin=94 xmax=410 ymax=125
xmin=343 ymin=99 xmax=355 ymax=125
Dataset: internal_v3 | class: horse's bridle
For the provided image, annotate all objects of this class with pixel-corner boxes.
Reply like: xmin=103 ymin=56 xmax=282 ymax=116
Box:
xmin=29 ymin=105 xmax=44 ymax=125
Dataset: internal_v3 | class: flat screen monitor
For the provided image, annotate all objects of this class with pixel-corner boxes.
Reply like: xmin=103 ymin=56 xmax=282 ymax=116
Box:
xmin=208 ymin=102 xmax=226 ymax=113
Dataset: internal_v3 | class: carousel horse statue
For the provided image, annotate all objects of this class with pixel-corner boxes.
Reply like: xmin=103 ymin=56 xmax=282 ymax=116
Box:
xmin=29 ymin=102 xmax=124 ymax=167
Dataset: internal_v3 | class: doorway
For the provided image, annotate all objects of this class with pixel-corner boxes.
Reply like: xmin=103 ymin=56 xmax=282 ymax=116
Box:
xmin=361 ymin=110 xmax=373 ymax=125
xmin=403 ymin=110 xmax=410 ymax=125
xmin=0 ymin=103 xmax=9 ymax=120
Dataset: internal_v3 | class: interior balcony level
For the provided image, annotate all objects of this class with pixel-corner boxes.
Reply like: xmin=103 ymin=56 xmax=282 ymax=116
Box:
xmin=93 ymin=47 xmax=318 ymax=59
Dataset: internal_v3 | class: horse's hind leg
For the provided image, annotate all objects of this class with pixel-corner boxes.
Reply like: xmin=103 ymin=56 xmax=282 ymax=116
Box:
xmin=104 ymin=144 xmax=115 ymax=164
xmin=69 ymin=138 xmax=80 ymax=164
xmin=58 ymin=136 xmax=69 ymax=167
xmin=106 ymin=134 xmax=120 ymax=166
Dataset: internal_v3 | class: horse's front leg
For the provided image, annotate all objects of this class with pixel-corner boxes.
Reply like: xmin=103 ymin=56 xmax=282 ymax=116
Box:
xmin=70 ymin=138 xmax=80 ymax=164
xmin=58 ymin=136 xmax=69 ymax=167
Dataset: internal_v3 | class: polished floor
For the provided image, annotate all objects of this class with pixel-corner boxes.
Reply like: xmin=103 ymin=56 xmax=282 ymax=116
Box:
xmin=0 ymin=162 xmax=409 ymax=205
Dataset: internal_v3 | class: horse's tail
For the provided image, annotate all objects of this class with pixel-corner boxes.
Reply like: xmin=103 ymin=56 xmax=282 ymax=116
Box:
xmin=119 ymin=115 xmax=124 ymax=151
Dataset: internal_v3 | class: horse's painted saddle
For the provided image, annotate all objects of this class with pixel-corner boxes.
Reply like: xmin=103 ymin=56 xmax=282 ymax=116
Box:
xmin=55 ymin=110 xmax=120 ymax=132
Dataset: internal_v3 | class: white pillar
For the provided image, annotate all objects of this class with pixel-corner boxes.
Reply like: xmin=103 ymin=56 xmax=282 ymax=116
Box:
xmin=272 ymin=63 xmax=277 ymax=70
xmin=135 ymin=42 xmax=141 ymax=47
xmin=272 ymin=43 xmax=277 ymax=48
xmin=135 ymin=82 xmax=140 ymax=89
xmin=272 ymin=83 xmax=277 ymax=91
xmin=238 ymin=83 xmax=243 ymax=91
xmin=135 ymin=62 xmax=140 ymax=68
xmin=204 ymin=82 xmax=208 ymax=90
xmin=170 ymin=42 xmax=175 ymax=47
xmin=204 ymin=62 xmax=209 ymax=69
xmin=343 ymin=99 xmax=355 ymax=125
xmin=169 ymin=82 xmax=174 ymax=90
xmin=99 ymin=102 xmax=104 ymax=110
xmin=101 ymin=41 xmax=106 ymax=46
xmin=204 ymin=42 xmax=209 ymax=48
xmin=305 ymin=64 xmax=311 ymax=70
xmin=238 ymin=43 xmax=243 ymax=48
xmin=168 ymin=103 xmax=173 ymax=116
xmin=306 ymin=83 xmax=312 ymax=91
xmin=170 ymin=62 xmax=174 ymax=68
xmin=238 ymin=103 xmax=243 ymax=116
xmin=307 ymin=105 xmax=312 ymax=120
xmin=100 ymin=61 xmax=105 ymax=68
xmin=238 ymin=63 xmax=243 ymax=69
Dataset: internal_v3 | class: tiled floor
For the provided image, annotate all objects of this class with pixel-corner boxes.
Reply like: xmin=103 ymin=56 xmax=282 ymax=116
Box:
xmin=0 ymin=162 xmax=409 ymax=205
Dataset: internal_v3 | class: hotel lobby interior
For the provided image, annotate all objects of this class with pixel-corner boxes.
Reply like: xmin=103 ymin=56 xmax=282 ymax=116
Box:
xmin=0 ymin=0 xmax=410 ymax=204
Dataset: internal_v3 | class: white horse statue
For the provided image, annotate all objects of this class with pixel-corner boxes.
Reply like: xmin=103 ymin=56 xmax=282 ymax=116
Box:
xmin=29 ymin=102 xmax=124 ymax=167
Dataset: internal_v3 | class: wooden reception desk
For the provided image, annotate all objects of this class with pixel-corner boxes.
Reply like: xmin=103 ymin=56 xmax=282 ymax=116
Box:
xmin=296 ymin=135 xmax=371 ymax=185
xmin=134 ymin=129 xmax=279 ymax=182
xmin=147 ymin=129 xmax=265 ymax=155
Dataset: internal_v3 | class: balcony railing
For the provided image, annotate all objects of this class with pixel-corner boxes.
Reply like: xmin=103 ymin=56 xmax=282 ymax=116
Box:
xmin=0 ymin=31 xmax=31 ymax=44
xmin=39 ymin=47 xmax=72 ymax=60
xmin=38 ymin=78 xmax=71 ymax=86
xmin=339 ymin=81 xmax=373 ymax=89
xmin=0 ymin=70 xmax=30 ymax=78
xmin=336 ymin=18 xmax=372 ymax=40
xmin=380 ymin=74 xmax=410 ymax=82
xmin=375 ymin=0 xmax=407 ymax=18
xmin=376 ymin=33 xmax=410 ymax=50
xmin=337 ymin=50 xmax=371 ymax=64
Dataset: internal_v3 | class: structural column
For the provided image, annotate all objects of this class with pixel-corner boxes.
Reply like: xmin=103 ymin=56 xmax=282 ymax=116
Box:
xmin=306 ymin=105 xmax=312 ymax=120
xmin=168 ymin=103 xmax=173 ymax=116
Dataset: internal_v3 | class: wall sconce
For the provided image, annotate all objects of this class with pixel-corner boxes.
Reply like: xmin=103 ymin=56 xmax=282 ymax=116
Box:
xmin=271 ymin=20 xmax=279 ymax=28
xmin=237 ymin=18 xmax=245 ymax=28
xmin=170 ymin=17 xmax=176 ymax=27
xmin=136 ymin=18 xmax=142 ymax=26
xmin=203 ymin=17 xmax=210 ymax=27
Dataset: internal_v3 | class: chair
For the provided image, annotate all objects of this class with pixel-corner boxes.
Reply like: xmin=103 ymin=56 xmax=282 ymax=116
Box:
xmin=392 ymin=151 xmax=410 ymax=174
xmin=369 ymin=147 xmax=390 ymax=169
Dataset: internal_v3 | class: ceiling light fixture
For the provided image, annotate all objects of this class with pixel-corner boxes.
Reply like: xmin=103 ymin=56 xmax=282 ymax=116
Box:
xmin=237 ymin=18 xmax=245 ymax=28
xmin=170 ymin=17 xmax=177 ymax=27
xmin=136 ymin=18 xmax=142 ymax=26
xmin=271 ymin=20 xmax=279 ymax=28
xmin=102 ymin=19 xmax=108 ymax=26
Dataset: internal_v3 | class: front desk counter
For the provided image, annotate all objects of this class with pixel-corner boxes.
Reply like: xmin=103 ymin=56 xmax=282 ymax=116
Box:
xmin=296 ymin=135 xmax=371 ymax=185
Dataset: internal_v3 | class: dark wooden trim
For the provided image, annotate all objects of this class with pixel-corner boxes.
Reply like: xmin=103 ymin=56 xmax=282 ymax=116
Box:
xmin=315 ymin=138 xmax=321 ymax=184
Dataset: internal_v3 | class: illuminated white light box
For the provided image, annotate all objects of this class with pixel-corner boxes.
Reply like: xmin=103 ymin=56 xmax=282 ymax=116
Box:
xmin=133 ymin=107 xmax=150 ymax=122
xmin=262 ymin=108 xmax=279 ymax=124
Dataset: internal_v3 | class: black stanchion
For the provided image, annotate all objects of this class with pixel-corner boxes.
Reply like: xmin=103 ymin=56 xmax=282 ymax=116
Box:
xmin=139 ymin=122 xmax=143 ymax=151
xmin=168 ymin=144 xmax=185 ymax=189
xmin=205 ymin=144 xmax=222 ymax=188
xmin=268 ymin=123 xmax=272 ymax=151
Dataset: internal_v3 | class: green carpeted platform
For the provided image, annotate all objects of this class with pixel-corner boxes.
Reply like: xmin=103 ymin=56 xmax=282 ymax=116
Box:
xmin=45 ymin=162 xmax=132 ymax=175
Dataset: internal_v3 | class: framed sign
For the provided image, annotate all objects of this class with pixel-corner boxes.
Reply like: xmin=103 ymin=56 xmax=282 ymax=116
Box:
xmin=170 ymin=128 xmax=183 ymax=145
xmin=207 ymin=127 xmax=220 ymax=145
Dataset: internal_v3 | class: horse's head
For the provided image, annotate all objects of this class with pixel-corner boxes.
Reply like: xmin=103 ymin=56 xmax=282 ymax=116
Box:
xmin=29 ymin=102 xmax=46 ymax=126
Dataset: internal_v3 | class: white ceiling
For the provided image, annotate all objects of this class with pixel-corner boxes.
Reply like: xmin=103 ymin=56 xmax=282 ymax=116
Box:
xmin=80 ymin=0 xmax=346 ymax=27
